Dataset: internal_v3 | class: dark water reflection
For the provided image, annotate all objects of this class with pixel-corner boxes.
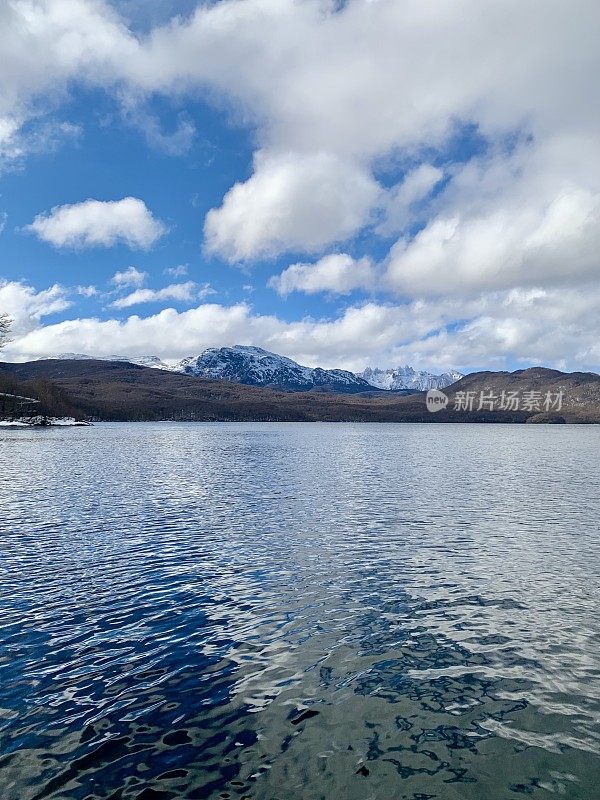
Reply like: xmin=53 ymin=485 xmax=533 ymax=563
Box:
xmin=1 ymin=422 xmax=599 ymax=799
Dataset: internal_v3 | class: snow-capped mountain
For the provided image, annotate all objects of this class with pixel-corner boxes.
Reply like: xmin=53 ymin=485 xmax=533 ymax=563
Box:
xmin=46 ymin=353 xmax=99 ymax=361
xmin=177 ymin=346 xmax=372 ymax=393
xmin=46 ymin=353 xmax=174 ymax=370
xmin=43 ymin=348 xmax=463 ymax=393
xmin=360 ymin=365 xmax=463 ymax=391
xmin=130 ymin=356 xmax=175 ymax=370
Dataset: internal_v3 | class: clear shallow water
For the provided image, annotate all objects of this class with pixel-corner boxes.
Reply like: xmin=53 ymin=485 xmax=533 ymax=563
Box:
xmin=1 ymin=422 xmax=599 ymax=800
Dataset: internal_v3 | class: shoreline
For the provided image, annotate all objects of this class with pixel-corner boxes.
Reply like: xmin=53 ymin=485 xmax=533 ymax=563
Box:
xmin=0 ymin=417 xmax=92 ymax=429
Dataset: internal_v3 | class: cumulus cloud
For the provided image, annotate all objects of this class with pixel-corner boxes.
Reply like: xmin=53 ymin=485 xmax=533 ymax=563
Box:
xmin=386 ymin=143 xmax=600 ymax=295
xmin=204 ymin=151 xmax=380 ymax=261
xmin=111 ymin=266 xmax=147 ymax=288
xmin=2 ymin=1 xmax=599 ymax=265
xmin=26 ymin=198 xmax=166 ymax=249
xmin=0 ymin=280 xmax=71 ymax=336
xmin=110 ymin=0 xmax=599 ymax=269
xmin=4 ymin=280 xmax=600 ymax=375
xmin=2 ymin=3 xmax=598 ymax=155
xmin=269 ymin=254 xmax=376 ymax=296
xmin=111 ymin=281 xmax=204 ymax=308
xmin=2 ymin=1 xmax=600 ymax=368
xmin=0 ymin=0 xmax=133 ymax=166
xmin=387 ymin=286 xmax=600 ymax=373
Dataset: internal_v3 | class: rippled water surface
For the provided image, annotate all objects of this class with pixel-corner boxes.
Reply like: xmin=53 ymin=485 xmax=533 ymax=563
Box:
xmin=1 ymin=422 xmax=599 ymax=800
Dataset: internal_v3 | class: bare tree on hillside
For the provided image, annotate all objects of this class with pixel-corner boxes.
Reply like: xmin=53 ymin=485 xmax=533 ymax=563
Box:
xmin=0 ymin=314 xmax=11 ymax=352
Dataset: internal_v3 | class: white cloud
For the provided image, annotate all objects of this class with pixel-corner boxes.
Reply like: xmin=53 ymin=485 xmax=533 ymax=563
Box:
xmin=76 ymin=285 xmax=98 ymax=297
xmin=1 ymin=0 xmax=599 ymax=269
xmin=111 ymin=281 xmax=203 ymax=308
xmin=0 ymin=211 xmax=7 ymax=234
xmin=0 ymin=117 xmax=23 ymax=166
xmin=386 ymin=142 xmax=600 ymax=295
xmin=164 ymin=264 xmax=188 ymax=277
xmin=26 ymin=197 xmax=166 ymax=249
xmin=377 ymin=165 xmax=444 ymax=237
xmin=119 ymin=96 xmax=196 ymax=156
xmin=0 ymin=0 xmax=135 ymax=166
xmin=386 ymin=286 xmax=600 ymax=373
xmin=0 ymin=280 xmax=71 ymax=336
xmin=269 ymin=254 xmax=376 ymax=296
xmin=118 ymin=0 xmax=599 ymax=268
xmin=0 ymin=120 xmax=81 ymax=172
xmin=2 ymin=0 xmax=600 ymax=368
xmin=204 ymin=150 xmax=381 ymax=262
xmin=4 ymin=280 xmax=600 ymax=375
xmin=2 ymin=2 xmax=599 ymax=163
xmin=111 ymin=266 xmax=147 ymax=288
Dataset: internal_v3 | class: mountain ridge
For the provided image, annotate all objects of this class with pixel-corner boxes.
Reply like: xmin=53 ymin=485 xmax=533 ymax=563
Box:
xmin=360 ymin=364 xmax=464 ymax=391
xmin=176 ymin=346 xmax=372 ymax=393
xmin=40 ymin=346 xmax=462 ymax=393
xmin=2 ymin=360 xmax=599 ymax=423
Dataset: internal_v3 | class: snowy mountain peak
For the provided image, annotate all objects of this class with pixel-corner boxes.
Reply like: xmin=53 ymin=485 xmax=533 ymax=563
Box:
xmin=360 ymin=365 xmax=463 ymax=391
xmin=131 ymin=356 xmax=175 ymax=370
xmin=176 ymin=345 xmax=372 ymax=392
xmin=45 ymin=353 xmax=174 ymax=370
xmin=41 ymin=347 xmax=463 ymax=393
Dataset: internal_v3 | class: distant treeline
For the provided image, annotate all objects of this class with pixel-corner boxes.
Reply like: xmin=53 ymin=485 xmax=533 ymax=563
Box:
xmin=1 ymin=359 xmax=599 ymax=423
xmin=0 ymin=373 xmax=85 ymax=420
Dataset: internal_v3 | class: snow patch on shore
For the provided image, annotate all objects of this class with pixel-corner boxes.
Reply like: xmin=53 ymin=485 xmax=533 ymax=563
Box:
xmin=0 ymin=417 xmax=91 ymax=428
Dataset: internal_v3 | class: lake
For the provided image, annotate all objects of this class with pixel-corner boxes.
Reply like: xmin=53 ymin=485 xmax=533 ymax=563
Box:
xmin=1 ymin=422 xmax=599 ymax=799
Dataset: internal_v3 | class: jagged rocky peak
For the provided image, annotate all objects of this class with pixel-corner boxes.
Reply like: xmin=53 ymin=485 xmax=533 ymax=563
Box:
xmin=175 ymin=345 xmax=372 ymax=393
xmin=360 ymin=364 xmax=464 ymax=391
xmin=41 ymin=347 xmax=463 ymax=393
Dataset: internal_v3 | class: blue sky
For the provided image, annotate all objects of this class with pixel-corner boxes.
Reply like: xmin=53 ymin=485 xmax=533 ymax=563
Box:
xmin=1 ymin=1 xmax=599 ymax=373
xmin=1 ymin=89 xmax=259 ymax=305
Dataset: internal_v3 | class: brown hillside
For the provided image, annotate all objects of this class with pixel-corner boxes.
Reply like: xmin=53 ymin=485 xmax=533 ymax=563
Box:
xmin=1 ymin=361 xmax=599 ymax=423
